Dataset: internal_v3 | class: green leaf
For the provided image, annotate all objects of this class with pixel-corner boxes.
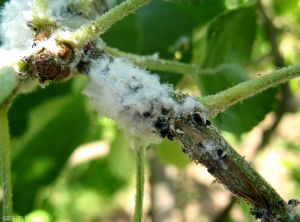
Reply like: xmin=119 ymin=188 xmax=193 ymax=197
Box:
xmin=11 ymin=90 xmax=91 ymax=215
xmin=67 ymin=158 xmax=129 ymax=197
xmin=156 ymin=139 xmax=190 ymax=168
xmin=196 ymin=7 xmax=278 ymax=134
xmin=107 ymin=130 xmax=135 ymax=180
xmin=102 ymin=14 xmax=140 ymax=54
xmin=0 ymin=67 xmax=17 ymax=105
xmin=272 ymin=0 xmax=299 ymax=15
xmin=9 ymin=82 xmax=73 ymax=136
xmin=200 ymin=7 xmax=256 ymax=67
xmin=103 ymin=0 xmax=226 ymax=85
xmin=136 ymin=0 xmax=226 ymax=57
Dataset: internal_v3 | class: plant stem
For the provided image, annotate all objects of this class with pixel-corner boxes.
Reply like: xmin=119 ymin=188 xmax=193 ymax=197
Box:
xmin=33 ymin=0 xmax=48 ymax=18
xmin=32 ymin=0 xmax=54 ymax=28
xmin=133 ymin=140 xmax=145 ymax=222
xmin=199 ymin=64 xmax=300 ymax=116
xmin=173 ymin=117 xmax=300 ymax=221
xmin=66 ymin=0 xmax=151 ymax=48
xmin=0 ymin=105 xmax=13 ymax=220
xmin=106 ymin=47 xmax=199 ymax=76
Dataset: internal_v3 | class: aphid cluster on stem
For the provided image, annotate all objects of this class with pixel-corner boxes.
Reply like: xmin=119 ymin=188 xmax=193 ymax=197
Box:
xmin=154 ymin=116 xmax=173 ymax=140
xmin=84 ymin=54 xmax=209 ymax=142
xmin=153 ymin=110 xmax=212 ymax=143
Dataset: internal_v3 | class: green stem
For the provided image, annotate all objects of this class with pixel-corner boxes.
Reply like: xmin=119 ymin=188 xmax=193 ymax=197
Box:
xmin=199 ymin=64 xmax=300 ymax=116
xmin=66 ymin=0 xmax=151 ymax=47
xmin=32 ymin=0 xmax=54 ymax=28
xmin=106 ymin=47 xmax=199 ymax=76
xmin=133 ymin=140 xmax=145 ymax=222
xmin=33 ymin=0 xmax=48 ymax=18
xmin=0 ymin=105 xmax=13 ymax=220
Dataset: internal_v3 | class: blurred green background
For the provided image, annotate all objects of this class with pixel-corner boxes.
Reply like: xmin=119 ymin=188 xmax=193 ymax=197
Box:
xmin=3 ymin=0 xmax=300 ymax=221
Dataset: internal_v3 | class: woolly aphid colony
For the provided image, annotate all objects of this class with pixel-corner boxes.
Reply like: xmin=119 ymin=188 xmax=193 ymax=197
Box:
xmin=1 ymin=0 xmax=209 ymax=143
xmin=84 ymin=55 xmax=208 ymax=142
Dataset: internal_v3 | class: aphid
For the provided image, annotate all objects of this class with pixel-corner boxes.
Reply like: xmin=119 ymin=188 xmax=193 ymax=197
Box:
xmin=288 ymin=199 xmax=300 ymax=207
xmin=154 ymin=117 xmax=169 ymax=138
xmin=142 ymin=112 xmax=151 ymax=117
xmin=192 ymin=112 xmax=204 ymax=125
xmin=216 ymin=149 xmax=226 ymax=159
xmin=250 ymin=208 xmax=267 ymax=219
xmin=167 ymin=133 xmax=174 ymax=141
xmin=191 ymin=112 xmax=210 ymax=126
xmin=154 ymin=117 xmax=166 ymax=129
xmin=181 ymin=145 xmax=189 ymax=153
xmin=198 ymin=142 xmax=204 ymax=148
xmin=158 ymin=128 xmax=168 ymax=138
xmin=161 ymin=107 xmax=169 ymax=115
xmin=207 ymin=166 xmax=216 ymax=174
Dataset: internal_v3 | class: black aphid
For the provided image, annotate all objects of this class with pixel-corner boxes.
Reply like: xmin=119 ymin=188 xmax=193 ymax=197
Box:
xmin=207 ymin=166 xmax=216 ymax=174
xmin=250 ymin=208 xmax=267 ymax=219
xmin=159 ymin=129 xmax=169 ymax=138
xmin=288 ymin=199 xmax=299 ymax=207
xmin=192 ymin=112 xmax=210 ymax=126
xmin=143 ymin=112 xmax=151 ymax=117
xmin=216 ymin=149 xmax=226 ymax=159
xmin=154 ymin=117 xmax=170 ymax=138
xmin=192 ymin=112 xmax=204 ymax=125
xmin=182 ymin=146 xmax=189 ymax=153
xmin=161 ymin=108 xmax=170 ymax=115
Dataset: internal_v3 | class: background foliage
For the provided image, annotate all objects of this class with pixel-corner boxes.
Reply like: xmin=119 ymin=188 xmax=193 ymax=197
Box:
xmin=4 ymin=0 xmax=300 ymax=221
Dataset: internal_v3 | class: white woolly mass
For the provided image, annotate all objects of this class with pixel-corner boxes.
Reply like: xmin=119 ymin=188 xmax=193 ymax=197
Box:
xmin=84 ymin=56 xmax=206 ymax=141
xmin=48 ymin=0 xmax=69 ymax=17
xmin=202 ymin=139 xmax=228 ymax=169
xmin=0 ymin=0 xmax=76 ymax=67
xmin=0 ymin=0 xmax=33 ymax=49
xmin=0 ymin=0 xmax=70 ymax=50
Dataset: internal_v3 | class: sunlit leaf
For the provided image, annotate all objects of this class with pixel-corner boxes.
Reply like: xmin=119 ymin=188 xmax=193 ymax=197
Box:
xmin=195 ymin=7 xmax=277 ymax=134
xmin=12 ymin=90 xmax=91 ymax=215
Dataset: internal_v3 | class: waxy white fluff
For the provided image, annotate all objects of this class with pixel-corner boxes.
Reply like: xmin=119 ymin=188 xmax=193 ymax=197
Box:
xmin=0 ymin=0 xmax=71 ymax=68
xmin=0 ymin=0 xmax=207 ymax=143
xmin=84 ymin=55 xmax=207 ymax=141
xmin=0 ymin=0 xmax=34 ymax=49
xmin=0 ymin=0 xmax=70 ymax=49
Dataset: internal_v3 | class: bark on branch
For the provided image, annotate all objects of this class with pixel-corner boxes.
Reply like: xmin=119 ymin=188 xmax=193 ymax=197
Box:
xmin=170 ymin=115 xmax=300 ymax=222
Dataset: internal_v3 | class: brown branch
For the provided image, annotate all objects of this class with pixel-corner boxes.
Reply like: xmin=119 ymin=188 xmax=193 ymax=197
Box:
xmin=169 ymin=115 xmax=300 ymax=222
xmin=213 ymin=3 xmax=296 ymax=218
